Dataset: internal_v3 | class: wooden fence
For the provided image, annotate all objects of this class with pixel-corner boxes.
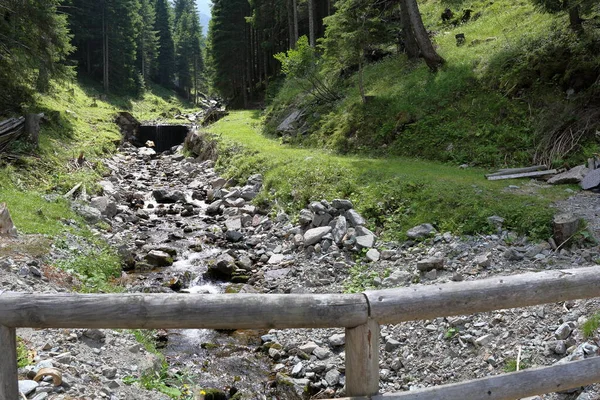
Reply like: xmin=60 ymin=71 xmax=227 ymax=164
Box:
xmin=2 ymin=266 xmax=600 ymax=399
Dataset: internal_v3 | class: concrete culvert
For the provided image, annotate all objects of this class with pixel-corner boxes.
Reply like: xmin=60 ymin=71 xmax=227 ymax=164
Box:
xmin=137 ymin=124 xmax=190 ymax=152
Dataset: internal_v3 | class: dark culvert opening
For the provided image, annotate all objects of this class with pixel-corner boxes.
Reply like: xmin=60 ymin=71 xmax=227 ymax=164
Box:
xmin=138 ymin=125 xmax=190 ymax=152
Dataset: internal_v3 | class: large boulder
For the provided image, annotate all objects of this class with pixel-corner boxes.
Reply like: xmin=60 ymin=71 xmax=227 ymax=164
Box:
xmin=0 ymin=203 xmax=17 ymax=237
xmin=581 ymin=169 xmax=600 ymax=190
xmin=277 ymin=110 xmax=303 ymax=135
xmin=548 ymin=165 xmax=588 ymax=185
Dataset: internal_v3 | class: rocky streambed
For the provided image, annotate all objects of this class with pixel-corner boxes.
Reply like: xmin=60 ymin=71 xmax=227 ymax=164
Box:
xmin=4 ymin=141 xmax=600 ymax=400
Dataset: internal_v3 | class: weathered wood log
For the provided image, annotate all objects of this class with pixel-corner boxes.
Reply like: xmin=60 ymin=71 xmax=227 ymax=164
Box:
xmin=0 ymin=117 xmax=24 ymax=134
xmin=0 ymin=203 xmax=17 ymax=237
xmin=345 ymin=318 xmax=380 ymax=397
xmin=553 ymin=213 xmax=580 ymax=247
xmin=486 ymin=169 xmax=557 ymax=180
xmin=357 ymin=357 xmax=600 ymax=400
xmin=0 ymin=324 xmax=19 ymax=400
xmin=485 ymin=165 xmax=547 ymax=178
xmin=63 ymin=182 xmax=82 ymax=199
xmin=0 ymin=293 xmax=368 ymax=329
xmin=365 ymin=267 xmax=600 ymax=325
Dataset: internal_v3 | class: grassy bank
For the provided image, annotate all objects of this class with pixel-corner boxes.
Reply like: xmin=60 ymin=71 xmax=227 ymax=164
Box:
xmin=208 ymin=110 xmax=569 ymax=240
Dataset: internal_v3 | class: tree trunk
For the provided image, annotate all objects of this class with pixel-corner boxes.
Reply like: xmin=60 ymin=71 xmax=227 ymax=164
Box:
xmin=293 ymin=0 xmax=299 ymax=46
xmin=358 ymin=56 xmax=366 ymax=104
xmin=287 ymin=0 xmax=296 ymax=48
xmin=102 ymin=2 xmax=109 ymax=92
xmin=399 ymin=0 xmax=419 ymax=58
xmin=308 ymin=0 xmax=315 ymax=47
xmin=401 ymin=0 xmax=445 ymax=71
xmin=568 ymin=3 xmax=583 ymax=33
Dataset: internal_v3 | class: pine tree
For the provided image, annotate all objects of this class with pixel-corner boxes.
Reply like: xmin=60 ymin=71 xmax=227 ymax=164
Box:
xmin=154 ymin=0 xmax=176 ymax=86
xmin=173 ymin=0 xmax=204 ymax=100
xmin=138 ymin=0 xmax=159 ymax=83
xmin=0 ymin=0 xmax=73 ymax=110
xmin=104 ymin=0 xmax=143 ymax=93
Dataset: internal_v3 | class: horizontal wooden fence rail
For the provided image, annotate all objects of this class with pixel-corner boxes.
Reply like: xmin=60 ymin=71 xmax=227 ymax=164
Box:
xmin=2 ymin=266 xmax=600 ymax=399
xmin=0 ymin=293 xmax=368 ymax=329
xmin=339 ymin=357 xmax=600 ymax=400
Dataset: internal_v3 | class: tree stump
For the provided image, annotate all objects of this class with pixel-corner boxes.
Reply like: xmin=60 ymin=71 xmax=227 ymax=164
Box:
xmin=553 ymin=213 xmax=580 ymax=248
xmin=24 ymin=113 xmax=42 ymax=149
xmin=0 ymin=203 xmax=17 ymax=237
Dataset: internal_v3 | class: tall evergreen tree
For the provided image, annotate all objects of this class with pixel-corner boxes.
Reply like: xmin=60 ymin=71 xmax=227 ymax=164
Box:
xmin=137 ymin=0 xmax=159 ymax=83
xmin=173 ymin=0 xmax=204 ymax=100
xmin=0 ymin=0 xmax=73 ymax=111
xmin=209 ymin=0 xmax=251 ymax=106
xmin=154 ymin=0 xmax=176 ymax=86
xmin=104 ymin=0 xmax=142 ymax=93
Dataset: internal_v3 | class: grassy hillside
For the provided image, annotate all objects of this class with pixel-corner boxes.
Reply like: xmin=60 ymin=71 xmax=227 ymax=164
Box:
xmin=264 ymin=0 xmax=600 ymax=168
xmin=207 ymin=110 xmax=569 ymax=240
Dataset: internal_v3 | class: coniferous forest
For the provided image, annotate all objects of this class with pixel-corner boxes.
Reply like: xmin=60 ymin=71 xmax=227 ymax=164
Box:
xmin=1 ymin=0 xmax=204 ymax=111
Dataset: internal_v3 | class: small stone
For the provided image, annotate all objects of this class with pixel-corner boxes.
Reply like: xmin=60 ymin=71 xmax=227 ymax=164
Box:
xmin=299 ymin=342 xmax=318 ymax=354
xmin=144 ymin=250 xmax=173 ymax=267
xmin=475 ymin=334 xmax=494 ymax=347
xmin=225 ymin=230 xmax=244 ymax=242
xmin=304 ymin=226 xmax=332 ymax=246
xmin=328 ymin=334 xmax=345 ymax=346
xmin=355 ymin=234 xmax=376 ymax=250
xmin=313 ymin=347 xmax=332 ymax=360
xmin=298 ymin=209 xmax=314 ymax=225
xmin=106 ymin=380 xmax=120 ymax=389
xmin=102 ymin=367 xmax=117 ymax=379
xmin=555 ymin=322 xmax=572 ymax=340
xmin=385 ymin=338 xmax=401 ymax=352
xmin=268 ymin=254 xmax=285 ymax=264
xmin=345 ymin=209 xmax=366 ymax=227
xmin=268 ymin=348 xmax=282 ymax=360
xmin=474 ymin=253 xmax=491 ymax=268
xmin=417 ymin=257 xmax=444 ymax=271
xmin=332 ymin=199 xmax=353 ymax=210
xmin=365 ymin=249 xmax=380 ymax=262
xmin=504 ymin=248 xmax=524 ymax=261
xmin=406 ymin=223 xmax=436 ymax=240
xmin=291 ymin=362 xmax=304 ymax=377
xmin=487 ymin=215 xmax=505 ymax=227
xmin=324 ymin=369 xmax=340 ymax=386
xmin=83 ymin=329 xmax=106 ymax=341
xmin=18 ymin=380 xmax=39 ymax=396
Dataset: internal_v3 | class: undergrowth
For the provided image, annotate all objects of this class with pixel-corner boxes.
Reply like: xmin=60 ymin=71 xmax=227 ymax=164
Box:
xmin=264 ymin=0 xmax=600 ymax=167
xmin=207 ymin=111 xmax=568 ymax=240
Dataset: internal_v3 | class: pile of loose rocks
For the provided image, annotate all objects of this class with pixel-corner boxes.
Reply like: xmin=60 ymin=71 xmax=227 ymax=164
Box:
xmin=5 ymin=140 xmax=600 ymax=399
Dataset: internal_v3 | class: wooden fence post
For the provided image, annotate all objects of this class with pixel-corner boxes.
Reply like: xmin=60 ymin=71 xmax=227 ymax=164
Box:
xmin=0 ymin=324 xmax=19 ymax=399
xmin=345 ymin=318 xmax=380 ymax=397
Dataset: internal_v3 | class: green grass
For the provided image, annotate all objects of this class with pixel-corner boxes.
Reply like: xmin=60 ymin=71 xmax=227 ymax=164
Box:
xmin=264 ymin=0 xmax=600 ymax=167
xmin=208 ymin=110 xmax=568 ymax=240
xmin=17 ymin=337 xmax=31 ymax=368
xmin=582 ymin=314 xmax=600 ymax=338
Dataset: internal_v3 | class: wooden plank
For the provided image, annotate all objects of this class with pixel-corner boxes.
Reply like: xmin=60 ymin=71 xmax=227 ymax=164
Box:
xmin=0 ymin=324 xmax=19 ymax=400
xmin=485 ymin=165 xmax=547 ymax=177
xmin=365 ymin=357 xmax=600 ymax=400
xmin=365 ymin=267 xmax=600 ymax=325
xmin=345 ymin=318 xmax=380 ymax=397
xmin=486 ymin=169 xmax=557 ymax=180
xmin=0 ymin=293 xmax=368 ymax=329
